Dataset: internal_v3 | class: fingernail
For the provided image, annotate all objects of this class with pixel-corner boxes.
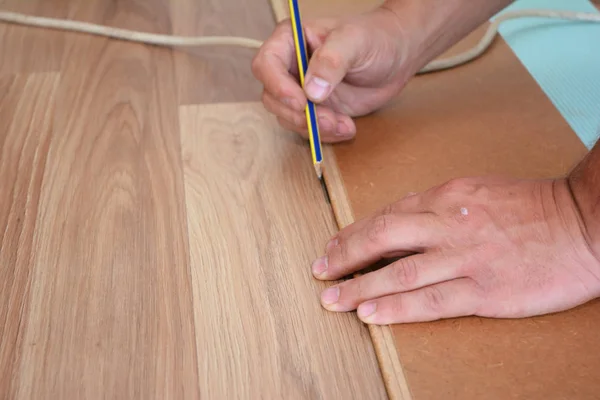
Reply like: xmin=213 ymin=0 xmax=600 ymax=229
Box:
xmin=326 ymin=238 xmax=338 ymax=252
xmin=336 ymin=121 xmax=354 ymax=137
xmin=358 ymin=302 xmax=377 ymax=320
xmin=305 ymin=76 xmax=330 ymax=101
xmin=312 ymin=255 xmax=328 ymax=276
xmin=318 ymin=116 xmax=334 ymax=132
xmin=321 ymin=287 xmax=339 ymax=305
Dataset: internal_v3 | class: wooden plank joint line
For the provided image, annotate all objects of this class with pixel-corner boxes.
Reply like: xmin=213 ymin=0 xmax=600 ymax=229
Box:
xmin=267 ymin=2 xmax=412 ymax=398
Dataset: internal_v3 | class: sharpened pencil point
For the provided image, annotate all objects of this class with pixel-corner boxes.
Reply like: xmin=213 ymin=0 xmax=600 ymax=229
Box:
xmin=314 ymin=162 xmax=322 ymax=179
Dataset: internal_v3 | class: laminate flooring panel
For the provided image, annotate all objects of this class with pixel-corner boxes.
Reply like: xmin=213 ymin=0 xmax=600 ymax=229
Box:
xmin=171 ymin=0 xmax=275 ymax=105
xmin=0 ymin=72 xmax=59 ymax=400
xmin=0 ymin=0 xmax=69 ymax=73
xmin=1 ymin=0 xmax=199 ymax=398
xmin=0 ymin=0 xmax=389 ymax=398
xmin=179 ymin=102 xmax=386 ymax=398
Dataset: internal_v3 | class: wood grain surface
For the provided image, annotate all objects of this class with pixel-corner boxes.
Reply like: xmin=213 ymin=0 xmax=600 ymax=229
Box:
xmin=171 ymin=0 xmax=275 ymax=104
xmin=0 ymin=0 xmax=388 ymax=398
xmin=7 ymin=1 xmax=199 ymax=398
xmin=180 ymin=102 xmax=386 ymax=398
xmin=277 ymin=0 xmax=600 ymax=399
xmin=0 ymin=0 xmax=68 ymax=73
xmin=0 ymin=72 xmax=59 ymax=399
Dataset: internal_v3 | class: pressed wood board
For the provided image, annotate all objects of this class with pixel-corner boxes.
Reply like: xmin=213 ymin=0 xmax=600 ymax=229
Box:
xmin=179 ymin=102 xmax=387 ymax=399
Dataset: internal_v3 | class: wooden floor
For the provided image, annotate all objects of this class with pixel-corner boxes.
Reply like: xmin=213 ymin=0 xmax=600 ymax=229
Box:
xmin=0 ymin=0 xmax=388 ymax=398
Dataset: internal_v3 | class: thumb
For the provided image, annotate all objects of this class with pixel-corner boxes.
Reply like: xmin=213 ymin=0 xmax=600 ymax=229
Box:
xmin=304 ymin=26 xmax=363 ymax=103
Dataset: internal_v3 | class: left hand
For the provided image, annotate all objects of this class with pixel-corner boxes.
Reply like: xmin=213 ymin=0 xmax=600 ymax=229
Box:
xmin=311 ymin=176 xmax=600 ymax=324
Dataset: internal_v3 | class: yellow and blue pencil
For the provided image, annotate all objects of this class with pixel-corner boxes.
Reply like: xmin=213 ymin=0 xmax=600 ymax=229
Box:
xmin=288 ymin=0 xmax=323 ymax=179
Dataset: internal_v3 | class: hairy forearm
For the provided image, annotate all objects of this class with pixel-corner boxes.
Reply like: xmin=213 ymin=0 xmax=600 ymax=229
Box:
xmin=568 ymin=138 xmax=600 ymax=257
xmin=379 ymin=0 xmax=515 ymax=72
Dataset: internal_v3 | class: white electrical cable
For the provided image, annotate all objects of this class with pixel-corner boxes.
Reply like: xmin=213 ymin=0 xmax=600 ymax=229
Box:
xmin=0 ymin=8 xmax=598 ymax=74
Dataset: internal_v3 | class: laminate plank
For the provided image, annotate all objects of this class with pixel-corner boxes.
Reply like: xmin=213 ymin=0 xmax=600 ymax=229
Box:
xmin=0 ymin=72 xmax=59 ymax=400
xmin=11 ymin=2 xmax=199 ymax=398
xmin=179 ymin=101 xmax=388 ymax=399
xmin=0 ymin=0 xmax=69 ymax=73
xmin=170 ymin=0 xmax=275 ymax=105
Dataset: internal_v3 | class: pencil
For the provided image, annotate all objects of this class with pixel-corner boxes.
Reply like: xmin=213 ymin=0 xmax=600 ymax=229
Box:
xmin=288 ymin=0 xmax=323 ymax=179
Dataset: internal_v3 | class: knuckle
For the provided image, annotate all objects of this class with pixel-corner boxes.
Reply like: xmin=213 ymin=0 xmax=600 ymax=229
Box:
xmin=251 ymin=54 xmax=262 ymax=78
xmin=350 ymin=279 xmax=366 ymax=302
xmin=339 ymin=242 xmax=350 ymax=264
xmin=260 ymin=89 xmax=268 ymax=104
xmin=292 ymin=111 xmax=304 ymax=127
xmin=389 ymin=295 xmax=404 ymax=316
xmin=379 ymin=203 xmax=395 ymax=217
xmin=262 ymin=93 xmax=276 ymax=113
xmin=439 ymin=177 xmax=469 ymax=195
xmin=366 ymin=214 xmax=390 ymax=246
xmin=338 ymin=23 xmax=364 ymax=43
xmin=314 ymin=48 xmax=344 ymax=72
xmin=334 ymin=238 xmax=351 ymax=265
xmin=392 ymin=258 xmax=419 ymax=289
xmin=275 ymin=19 xmax=291 ymax=32
xmin=423 ymin=286 xmax=445 ymax=313
xmin=270 ymin=79 xmax=288 ymax=99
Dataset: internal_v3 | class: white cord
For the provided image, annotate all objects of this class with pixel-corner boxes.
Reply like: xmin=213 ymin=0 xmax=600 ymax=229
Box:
xmin=0 ymin=8 xmax=598 ymax=73
xmin=419 ymin=9 xmax=600 ymax=74
xmin=0 ymin=11 xmax=264 ymax=48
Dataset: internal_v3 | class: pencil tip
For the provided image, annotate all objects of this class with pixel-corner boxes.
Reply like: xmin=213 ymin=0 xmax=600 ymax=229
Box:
xmin=314 ymin=163 xmax=322 ymax=179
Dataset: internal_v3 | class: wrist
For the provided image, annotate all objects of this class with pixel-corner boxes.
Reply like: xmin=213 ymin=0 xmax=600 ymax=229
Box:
xmin=377 ymin=0 xmax=515 ymax=74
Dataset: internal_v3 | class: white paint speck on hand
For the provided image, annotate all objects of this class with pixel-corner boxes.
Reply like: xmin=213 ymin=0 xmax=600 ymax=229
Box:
xmin=460 ymin=207 xmax=469 ymax=216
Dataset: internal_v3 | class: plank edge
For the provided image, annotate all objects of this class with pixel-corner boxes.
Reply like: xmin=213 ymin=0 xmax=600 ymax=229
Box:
xmin=267 ymin=3 xmax=410 ymax=398
xmin=322 ymin=145 xmax=412 ymax=400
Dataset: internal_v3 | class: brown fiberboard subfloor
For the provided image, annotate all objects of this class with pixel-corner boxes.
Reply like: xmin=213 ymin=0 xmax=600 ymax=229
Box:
xmin=285 ymin=0 xmax=600 ymax=399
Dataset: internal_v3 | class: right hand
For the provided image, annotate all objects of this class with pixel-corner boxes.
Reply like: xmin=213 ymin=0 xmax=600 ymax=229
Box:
xmin=251 ymin=7 xmax=417 ymax=142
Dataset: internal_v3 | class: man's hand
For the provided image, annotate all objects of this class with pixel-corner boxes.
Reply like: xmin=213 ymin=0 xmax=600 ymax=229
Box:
xmin=251 ymin=8 xmax=415 ymax=142
xmin=311 ymin=176 xmax=600 ymax=325
xmin=252 ymin=0 xmax=517 ymax=143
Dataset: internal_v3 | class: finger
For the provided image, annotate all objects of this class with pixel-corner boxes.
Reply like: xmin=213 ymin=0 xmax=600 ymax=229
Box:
xmin=312 ymin=212 xmax=445 ymax=280
xmin=277 ymin=116 xmax=309 ymax=138
xmin=304 ymin=24 xmax=366 ymax=103
xmin=356 ymin=278 xmax=482 ymax=325
xmin=262 ymin=90 xmax=307 ymax=130
xmin=320 ymin=253 xmax=464 ymax=312
xmin=251 ymin=21 xmax=306 ymax=111
xmin=313 ymin=105 xmax=356 ymax=142
xmin=265 ymin=91 xmax=356 ymax=142
xmin=331 ymin=192 xmax=427 ymax=242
